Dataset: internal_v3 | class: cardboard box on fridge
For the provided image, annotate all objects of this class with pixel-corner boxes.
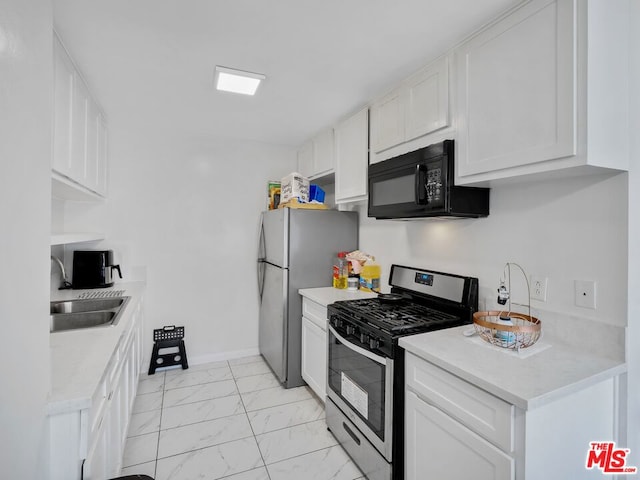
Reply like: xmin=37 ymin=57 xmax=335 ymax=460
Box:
xmin=280 ymin=172 xmax=309 ymax=203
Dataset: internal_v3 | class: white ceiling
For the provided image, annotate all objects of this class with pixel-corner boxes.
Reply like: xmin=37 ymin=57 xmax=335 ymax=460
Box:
xmin=52 ymin=0 xmax=519 ymax=147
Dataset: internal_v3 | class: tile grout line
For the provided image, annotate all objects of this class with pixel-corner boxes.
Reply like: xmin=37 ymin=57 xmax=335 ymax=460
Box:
xmin=230 ymin=359 xmax=274 ymax=480
xmin=262 ymin=443 xmax=342 ymax=468
xmin=154 ymin=370 xmax=166 ymax=479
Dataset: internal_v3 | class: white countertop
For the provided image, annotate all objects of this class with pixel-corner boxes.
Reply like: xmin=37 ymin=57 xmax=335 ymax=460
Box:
xmin=400 ymin=325 xmax=626 ymax=411
xmin=298 ymin=286 xmax=378 ymax=306
xmin=48 ymin=282 xmax=145 ymax=415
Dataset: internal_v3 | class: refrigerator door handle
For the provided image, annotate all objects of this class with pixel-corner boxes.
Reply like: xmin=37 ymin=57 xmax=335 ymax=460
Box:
xmin=258 ymin=212 xmax=266 ymax=262
xmin=257 ymin=213 xmax=266 ymax=302
xmin=257 ymin=261 xmax=266 ymax=301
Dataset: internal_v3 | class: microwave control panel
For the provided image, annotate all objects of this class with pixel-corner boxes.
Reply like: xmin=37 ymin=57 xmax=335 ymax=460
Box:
xmin=426 ymin=167 xmax=442 ymax=203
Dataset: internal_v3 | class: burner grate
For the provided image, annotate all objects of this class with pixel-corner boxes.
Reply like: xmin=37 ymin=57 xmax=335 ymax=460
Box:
xmin=332 ymin=298 xmax=461 ymax=334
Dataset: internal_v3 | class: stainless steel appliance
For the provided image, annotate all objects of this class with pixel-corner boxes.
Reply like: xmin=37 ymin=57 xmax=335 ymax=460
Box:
xmin=368 ymin=139 xmax=490 ymax=219
xmin=326 ymin=265 xmax=479 ymax=480
xmin=72 ymin=250 xmax=122 ymax=289
xmin=257 ymin=208 xmax=358 ymax=388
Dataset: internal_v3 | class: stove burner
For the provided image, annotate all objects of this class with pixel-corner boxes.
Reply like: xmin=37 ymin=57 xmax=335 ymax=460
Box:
xmin=331 ymin=298 xmax=462 ymax=335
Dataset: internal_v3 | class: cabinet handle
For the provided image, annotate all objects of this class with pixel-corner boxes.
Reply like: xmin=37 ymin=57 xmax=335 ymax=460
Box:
xmin=342 ymin=422 xmax=361 ymax=446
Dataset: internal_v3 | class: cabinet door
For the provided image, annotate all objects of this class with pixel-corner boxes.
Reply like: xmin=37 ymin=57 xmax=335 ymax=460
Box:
xmin=107 ymin=376 xmax=125 ymax=477
xmin=301 ymin=316 xmax=327 ymax=401
xmin=405 ymin=391 xmax=514 ymax=480
xmin=297 ymin=141 xmax=313 ymax=178
xmin=370 ymin=88 xmax=404 ymax=153
xmin=96 ymin=112 xmax=108 ymax=196
xmin=312 ymin=128 xmax=335 ymax=178
xmin=83 ymin=409 xmax=109 ymax=480
xmin=455 ymin=0 xmax=576 ymax=178
xmin=404 ymin=56 xmax=449 ymax=142
xmin=71 ymin=74 xmax=89 ymax=184
xmin=84 ymin=100 xmax=99 ymax=193
xmin=52 ymin=35 xmax=74 ymax=177
xmin=335 ymin=108 xmax=369 ymax=203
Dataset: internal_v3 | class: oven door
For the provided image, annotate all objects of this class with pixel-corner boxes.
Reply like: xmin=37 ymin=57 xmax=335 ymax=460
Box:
xmin=327 ymin=325 xmax=394 ymax=461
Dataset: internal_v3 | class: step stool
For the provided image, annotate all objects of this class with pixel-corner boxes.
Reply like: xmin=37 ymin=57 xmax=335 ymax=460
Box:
xmin=148 ymin=325 xmax=189 ymax=375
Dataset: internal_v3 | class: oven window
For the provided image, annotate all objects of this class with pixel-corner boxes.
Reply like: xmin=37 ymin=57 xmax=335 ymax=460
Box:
xmin=370 ymin=174 xmax=415 ymax=206
xmin=328 ymin=331 xmax=386 ymax=442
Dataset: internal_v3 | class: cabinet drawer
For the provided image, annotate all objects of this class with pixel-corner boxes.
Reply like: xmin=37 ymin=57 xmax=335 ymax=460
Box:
xmin=302 ymin=298 xmax=327 ymax=330
xmin=406 ymin=353 xmax=514 ymax=452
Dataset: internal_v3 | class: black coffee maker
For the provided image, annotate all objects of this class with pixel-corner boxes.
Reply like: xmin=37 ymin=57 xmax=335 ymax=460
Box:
xmin=72 ymin=250 xmax=122 ymax=289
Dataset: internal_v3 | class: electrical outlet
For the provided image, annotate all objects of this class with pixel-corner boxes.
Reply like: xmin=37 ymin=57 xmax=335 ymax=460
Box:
xmin=575 ymin=280 xmax=597 ymax=309
xmin=530 ymin=276 xmax=548 ymax=302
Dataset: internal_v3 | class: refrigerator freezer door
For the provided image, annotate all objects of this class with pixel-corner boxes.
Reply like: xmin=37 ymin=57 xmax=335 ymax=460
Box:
xmin=262 ymin=208 xmax=288 ymax=268
xmin=259 ymin=261 xmax=288 ymax=383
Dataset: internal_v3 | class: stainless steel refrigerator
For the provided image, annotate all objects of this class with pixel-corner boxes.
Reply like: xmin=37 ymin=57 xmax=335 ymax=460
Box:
xmin=257 ymin=208 xmax=358 ymax=388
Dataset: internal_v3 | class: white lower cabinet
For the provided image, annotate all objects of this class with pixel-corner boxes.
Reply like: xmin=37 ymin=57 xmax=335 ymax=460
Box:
xmin=301 ymin=297 xmax=328 ymax=401
xmin=49 ymin=300 xmax=143 ymax=480
xmin=301 ymin=317 xmax=327 ymax=400
xmin=406 ymin=390 xmax=513 ymax=480
xmin=405 ymin=352 xmax=619 ymax=480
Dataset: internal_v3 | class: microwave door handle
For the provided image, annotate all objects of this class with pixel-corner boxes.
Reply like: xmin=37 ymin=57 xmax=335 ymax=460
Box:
xmin=415 ymin=164 xmax=428 ymax=205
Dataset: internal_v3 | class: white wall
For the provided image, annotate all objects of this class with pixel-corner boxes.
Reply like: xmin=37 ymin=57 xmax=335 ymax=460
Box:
xmin=625 ymin=0 xmax=640 ymax=459
xmin=64 ymin=132 xmax=297 ymax=364
xmin=359 ymin=171 xmax=628 ymax=329
xmin=0 ymin=0 xmax=52 ymax=477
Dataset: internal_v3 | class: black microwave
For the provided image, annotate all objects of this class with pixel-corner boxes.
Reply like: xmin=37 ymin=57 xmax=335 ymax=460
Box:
xmin=368 ymin=140 xmax=489 ymax=219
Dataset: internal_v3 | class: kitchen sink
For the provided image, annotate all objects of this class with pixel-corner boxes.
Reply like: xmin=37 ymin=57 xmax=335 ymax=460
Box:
xmin=50 ymin=298 xmax=125 ymax=314
xmin=49 ymin=296 xmax=130 ymax=333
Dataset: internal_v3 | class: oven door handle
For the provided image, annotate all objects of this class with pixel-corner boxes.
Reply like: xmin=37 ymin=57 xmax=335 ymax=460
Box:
xmin=328 ymin=325 xmax=387 ymax=366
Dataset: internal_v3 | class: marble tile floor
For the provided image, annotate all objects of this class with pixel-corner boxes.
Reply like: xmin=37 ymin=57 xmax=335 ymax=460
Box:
xmin=121 ymin=355 xmax=365 ymax=480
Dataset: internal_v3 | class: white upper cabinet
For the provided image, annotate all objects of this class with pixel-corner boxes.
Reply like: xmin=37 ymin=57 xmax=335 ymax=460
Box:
xmin=335 ymin=108 xmax=369 ymax=204
xmin=297 ymin=128 xmax=335 ymax=181
xmin=370 ymin=56 xmax=450 ymax=155
xmin=455 ymin=0 xmax=629 ymax=185
xmin=312 ymin=128 xmax=335 ymax=178
xmin=404 ymin=56 xmax=450 ymax=143
xmin=370 ymin=89 xmax=404 ymax=154
xmin=53 ymin=32 xmax=109 ymax=199
xmin=96 ymin=112 xmax=108 ymax=197
xmin=52 ymin=34 xmax=76 ymax=181
xmin=296 ymin=141 xmax=314 ymax=179
xmin=85 ymin=97 xmax=99 ymax=193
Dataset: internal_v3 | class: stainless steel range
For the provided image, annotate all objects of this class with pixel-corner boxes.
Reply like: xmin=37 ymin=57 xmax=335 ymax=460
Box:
xmin=325 ymin=264 xmax=479 ymax=480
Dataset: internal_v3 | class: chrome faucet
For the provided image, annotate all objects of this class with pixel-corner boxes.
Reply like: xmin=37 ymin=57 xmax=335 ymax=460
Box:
xmin=51 ymin=255 xmax=72 ymax=289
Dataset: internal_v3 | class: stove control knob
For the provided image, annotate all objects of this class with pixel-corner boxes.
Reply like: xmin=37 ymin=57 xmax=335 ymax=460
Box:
xmin=330 ymin=317 xmax=341 ymax=328
xmin=360 ymin=333 xmax=369 ymax=345
xmin=369 ymin=337 xmax=380 ymax=350
xmin=346 ymin=325 xmax=357 ymax=336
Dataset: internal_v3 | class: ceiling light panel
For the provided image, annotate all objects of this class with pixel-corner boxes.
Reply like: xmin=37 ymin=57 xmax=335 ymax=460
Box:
xmin=215 ymin=66 xmax=265 ymax=96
